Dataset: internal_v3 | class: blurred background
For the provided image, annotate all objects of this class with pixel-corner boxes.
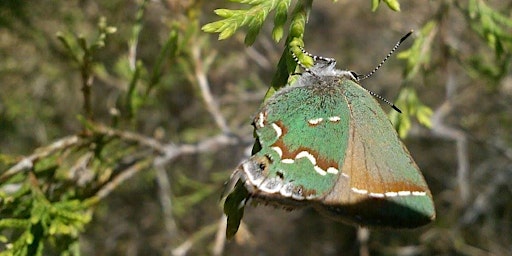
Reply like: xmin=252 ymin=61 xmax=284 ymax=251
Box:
xmin=1 ymin=0 xmax=511 ymax=255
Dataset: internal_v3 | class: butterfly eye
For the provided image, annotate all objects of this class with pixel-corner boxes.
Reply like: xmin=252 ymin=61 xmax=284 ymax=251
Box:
xmin=349 ymin=71 xmax=360 ymax=81
xmin=257 ymin=154 xmax=274 ymax=171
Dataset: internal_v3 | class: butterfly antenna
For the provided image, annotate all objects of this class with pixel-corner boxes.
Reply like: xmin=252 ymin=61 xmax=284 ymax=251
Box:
xmin=291 ymin=48 xmax=310 ymax=72
xmin=356 ymin=31 xmax=412 ymax=113
xmin=362 ymin=87 xmax=402 ymax=113
xmin=299 ymin=47 xmax=335 ymax=64
xmin=291 ymin=46 xmax=336 ymax=75
xmin=356 ymin=30 xmax=413 ymax=82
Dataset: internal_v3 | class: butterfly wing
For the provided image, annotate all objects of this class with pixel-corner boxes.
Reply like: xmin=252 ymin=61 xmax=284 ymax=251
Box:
xmin=314 ymin=78 xmax=435 ymax=228
xmin=240 ymin=79 xmax=353 ymax=205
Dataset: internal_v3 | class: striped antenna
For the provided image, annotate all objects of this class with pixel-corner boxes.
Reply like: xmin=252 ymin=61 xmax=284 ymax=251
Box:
xmin=356 ymin=30 xmax=413 ymax=82
xmin=291 ymin=47 xmax=335 ymax=74
xmin=299 ymin=47 xmax=336 ymax=64
xmin=361 ymin=87 xmax=402 ymax=113
xmin=355 ymin=31 xmax=413 ymax=113
xmin=289 ymin=32 xmax=412 ymax=113
xmin=290 ymin=48 xmax=311 ymax=73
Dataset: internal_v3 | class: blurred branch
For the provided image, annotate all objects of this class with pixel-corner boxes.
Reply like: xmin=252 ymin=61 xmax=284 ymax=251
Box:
xmin=3 ymin=122 xmax=243 ymax=200
xmin=95 ymin=158 xmax=153 ymax=200
xmin=80 ymin=48 xmax=94 ymax=121
xmin=461 ymin=164 xmax=512 ymax=225
xmin=89 ymin=124 xmax=242 ymax=199
xmin=155 ymin=163 xmax=178 ymax=249
xmin=212 ymin=215 xmax=228 ymax=256
xmin=245 ymin=46 xmax=273 ymax=70
xmin=128 ymin=0 xmax=148 ymax=71
xmin=91 ymin=123 xmax=167 ymax=153
xmin=155 ymin=133 xmax=243 ymax=167
xmin=431 ymin=73 xmax=470 ymax=206
xmin=146 ymin=29 xmax=179 ymax=96
xmin=190 ymin=42 xmax=231 ymax=134
xmin=171 ymin=221 xmax=219 ymax=256
xmin=1 ymin=135 xmax=80 ymax=182
xmin=358 ymin=227 xmax=370 ymax=256
xmin=56 ymin=17 xmax=117 ymax=122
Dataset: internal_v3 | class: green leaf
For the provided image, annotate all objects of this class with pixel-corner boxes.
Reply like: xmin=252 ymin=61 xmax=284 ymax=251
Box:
xmin=272 ymin=0 xmax=291 ymax=42
xmin=383 ymin=0 xmax=401 ymax=11
xmin=0 ymin=219 xmax=31 ymax=229
xmin=372 ymin=0 xmax=401 ymax=12
xmin=465 ymin=0 xmax=512 ymax=58
xmin=202 ymin=0 xmax=296 ymax=45
xmin=146 ymin=28 xmax=179 ymax=96
xmin=224 ymin=181 xmax=249 ymax=239
xmin=262 ymin=0 xmax=312 ymax=100
xmin=371 ymin=0 xmax=380 ymax=12
xmin=417 ymin=106 xmax=433 ymax=128
xmin=245 ymin=11 xmax=265 ymax=45
xmin=397 ymin=20 xmax=438 ymax=81
xmin=390 ymin=87 xmax=433 ymax=138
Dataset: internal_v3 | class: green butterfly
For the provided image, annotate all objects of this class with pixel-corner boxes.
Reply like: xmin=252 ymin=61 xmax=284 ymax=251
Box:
xmin=223 ymin=32 xmax=435 ymax=238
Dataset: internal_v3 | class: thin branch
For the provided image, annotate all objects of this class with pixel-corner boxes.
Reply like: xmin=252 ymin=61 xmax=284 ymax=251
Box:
xmin=81 ymin=65 xmax=94 ymax=121
xmin=461 ymin=163 xmax=512 ymax=225
xmin=90 ymin=124 xmax=243 ymax=200
xmin=154 ymin=163 xmax=178 ymax=248
xmin=128 ymin=0 xmax=148 ymax=71
xmin=357 ymin=227 xmax=370 ymax=256
xmin=95 ymin=158 xmax=153 ymax=200
xmin=172 ymin=222 xmax=219 ymax=256
xmin=212 ymin=215 xmax=227 ymax=256
xmin=191 ymin=43 xmax=231 ymax=134
xmin=154 ymin=133 xmax=243 ymax=167
xmin=431 ymin=73 xmax=470 ymax=206
xmin=245 ymin=46 xmax=272 ymax=70
xmin=92 ymin=124 xmax=168 ymax=153
xmin=1 ymin=135 xmax=80 ymax=181
xmin=382 ymin=245 xmax=425 ymax=255
xmin=79 ymin=35 xmax=94 ymax=121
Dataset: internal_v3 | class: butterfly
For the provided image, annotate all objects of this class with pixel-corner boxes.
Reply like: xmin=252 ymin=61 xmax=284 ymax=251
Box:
xmin=223 ymin=31 xmax=435 ymax=238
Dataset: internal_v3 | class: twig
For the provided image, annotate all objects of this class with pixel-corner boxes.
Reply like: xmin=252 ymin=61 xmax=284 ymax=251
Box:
xmin=95 ymin=158 xmax=154 ymax=200
xmin=245 ymin=46 xmax=272 ymax=70
xmin=90 ymin=125 xmax=243 ymax=200
xmin=1 ymin=135 xmax=80 ymax=181
xmin=431 ymin=74 xmax=470 ymax=206
xmin=382 ymin=245 xmax=425 ymax=255
xmin=460 ymin=163 xmax=512 ymax=225
xmin=128 ymin=0 xmax=148 ymax=71
xmin=191 ymin=43 xmax=231 ymax=134
xmin=172 ymin=222 xmax=219 ymax=256
xmin=92 ymin=124 xmax=168 ymax=153
xmin=81 ymin=64 xmax=94 ymax=121
xmin=69 ymin=151 xmax=95 ymax=186
xmin=358 ymin=227 xmax=370 ymax=256
xmin=154 ymin=133 xmax=243 ymax=167
xmin=154 ymin=163 xmax=179 ymax=249
xmin=212 ymin=215 xmax=227 ymax=256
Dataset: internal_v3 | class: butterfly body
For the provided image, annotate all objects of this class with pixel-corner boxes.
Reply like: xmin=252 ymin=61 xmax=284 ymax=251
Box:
xmin=228 ymin=60 xmax=435 ymax=228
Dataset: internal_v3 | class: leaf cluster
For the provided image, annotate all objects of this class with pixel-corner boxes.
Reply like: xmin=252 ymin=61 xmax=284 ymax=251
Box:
xmin=1 ymin=159 xmax=92 ymax=255
xmin=392 ymin=0 xmax=512 ymax=137
xmin=0 ymin=9 xmax=182 ymax=253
